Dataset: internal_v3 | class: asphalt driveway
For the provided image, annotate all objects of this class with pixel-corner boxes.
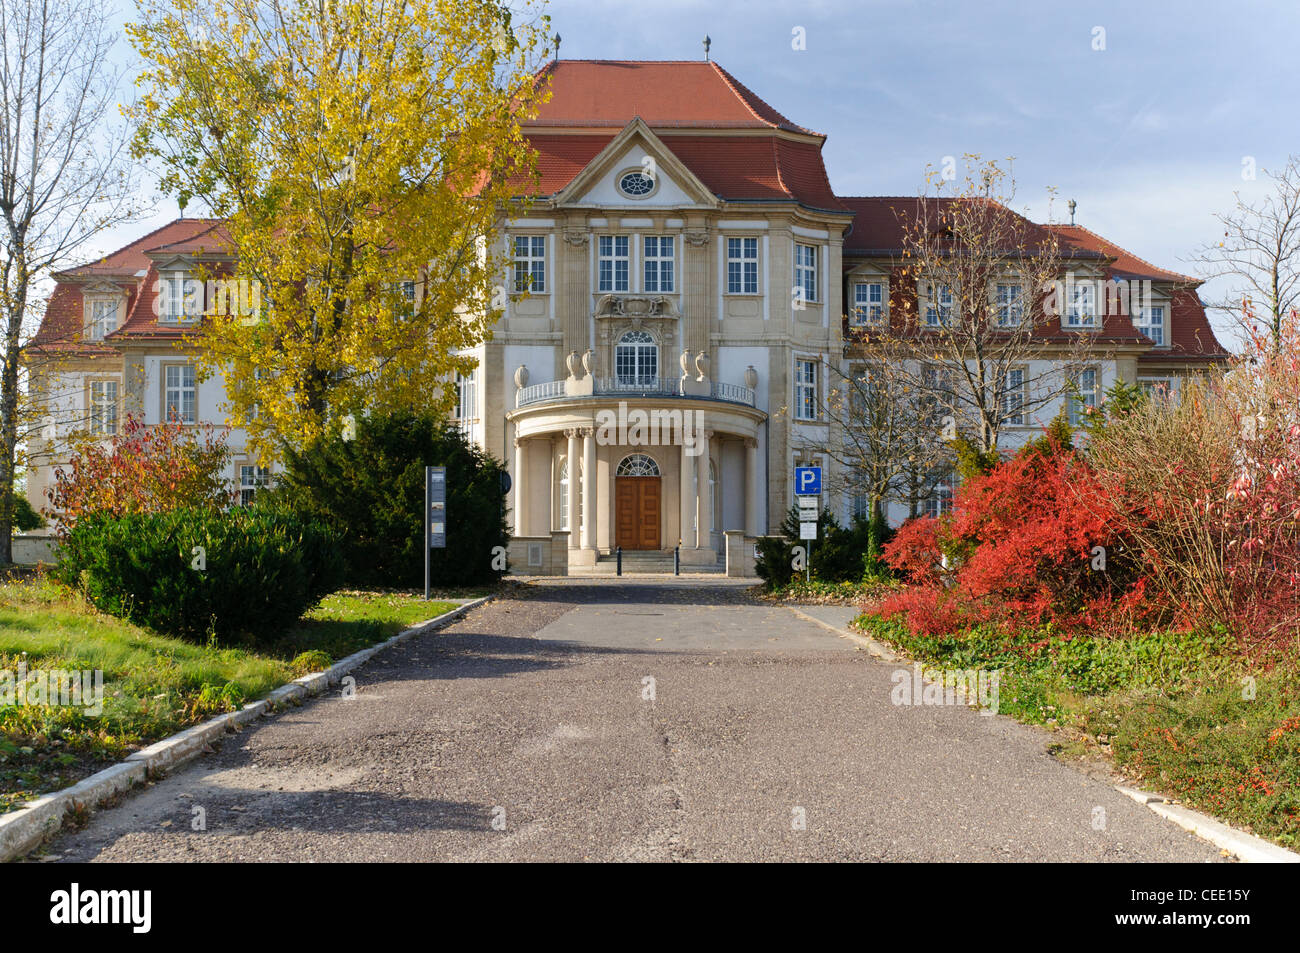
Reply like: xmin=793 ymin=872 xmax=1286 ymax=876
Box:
xmin=42 ymin=579 xmax=1224 ymax=862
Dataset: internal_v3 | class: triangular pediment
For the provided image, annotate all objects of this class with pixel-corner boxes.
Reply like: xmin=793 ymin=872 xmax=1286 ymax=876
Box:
xmin=554 ymin=118 xmax=719 ymax=210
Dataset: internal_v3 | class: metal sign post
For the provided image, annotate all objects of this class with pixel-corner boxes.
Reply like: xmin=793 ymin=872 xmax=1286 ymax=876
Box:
xmin=794 ymin=470 xmax=821 ymax=585
xmin=425 ymin=466 xmax=447 ymax=600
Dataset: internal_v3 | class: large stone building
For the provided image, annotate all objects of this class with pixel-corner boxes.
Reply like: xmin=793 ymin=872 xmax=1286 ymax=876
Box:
xmin=27 ymin=59 xmax=1228 ymax=572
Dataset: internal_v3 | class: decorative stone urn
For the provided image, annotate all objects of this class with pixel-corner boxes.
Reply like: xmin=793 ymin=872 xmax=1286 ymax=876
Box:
xmin=582 ymin=348 xmax=597 ymax=377
xmin=514 ymin=364 xmax=530 ymax=389
xmin=694 ymin=350 xmax=711 ymax=382
xmin=744 ymin=365 xmax=758 ymax=390
xmin=565 ymin=350 xmax=580 ymax=380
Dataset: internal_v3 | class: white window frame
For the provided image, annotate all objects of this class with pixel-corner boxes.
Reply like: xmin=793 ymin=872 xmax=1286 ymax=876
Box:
xmin=159 ymin=271 xmax=200 ymax=324
xmin=86 ymin=295 xmax=121 ymax=341
xmin=852 ymin=280 xmax=886 ymax=325
xmin=1134 ymin=302 xmax=1167 ymax=346
xmin=1001 ymin=366 xmax=1027 ymax=426
xmin=643 ymin=236 xmax=674 ymax=293
xmin=455 ymin=370 xmax=477 ymax=433
xmin=1068 ymin=366 xmax=1100 ymax=427
xmin=1065 ymin=279 xmax=1098 ymax=328
xmin=237 ymin=463 xmax=271 ymax=506
xmin=923 ymin=472 xmax=954 ymax=518
xmin=726 ymin=237 xmax=759 ymax=294
xmin=794 ymin=243 xmax=818 ymax=304
xmin=512 ymin=235 xmax=546 ymax=294
xmin=995 ymin=281 xmax=1024 ymax=327
xmin=88 ymin=379 xmax=118 ymax=436
xmin=794 ymin=357 xmax=819 ymax=421
xmin=924 ymin=282 xmax=954 ymax=326
xmin=597 ymin=235 xmax=630 ymax=293
xmin=614 ymin=330 xmax=658 ymax=386
xmin=163 ymin=363 xmax=197 ymax=424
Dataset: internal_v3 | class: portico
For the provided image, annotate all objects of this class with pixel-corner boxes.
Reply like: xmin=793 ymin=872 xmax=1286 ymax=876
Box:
xmin=507 ymin=385 xmax=764 ymax=569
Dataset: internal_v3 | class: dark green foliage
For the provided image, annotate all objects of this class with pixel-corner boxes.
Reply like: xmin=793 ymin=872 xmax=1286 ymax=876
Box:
xmin=270 ymin=412 xmax=509 ymax=588
xmin=951 ymin=435 xmax=1000 ymax=481
xmin=1080 ymin=378 xmax=1148 ymax=438
xmin=54 ymin=506 xmax=344 ymax=643
xmin=14 ymin=493 xmax=44 ymax=531
xmin=755 ymin=504 xmax=894 ymax=589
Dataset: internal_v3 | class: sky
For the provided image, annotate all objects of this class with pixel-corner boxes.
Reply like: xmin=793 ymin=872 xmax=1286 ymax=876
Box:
xmin=100 ymin=0 xmax=1300 ymax=350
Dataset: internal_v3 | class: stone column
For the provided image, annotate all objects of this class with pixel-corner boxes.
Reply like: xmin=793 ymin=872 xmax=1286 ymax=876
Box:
xmin=513 ymin=435 xmax=527 ymax=536
xmin=744 ymin=437 xmax=760 ymax=536
xmin=696 ymin=429 xmax=713 ymax=552
xmin=581 ymin=427 xmax=596 ymax=551
xmin=679 ymin=440 xmax=695 ymax=549
xmin=565 ymin=428 xmax=580 ymax=549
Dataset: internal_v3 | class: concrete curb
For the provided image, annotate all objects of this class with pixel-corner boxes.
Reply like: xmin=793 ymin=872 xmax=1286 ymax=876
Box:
xmin=0 ymin=595 xmax=491 ymax=862
xmin=784 ymin=605 xmax=898 ymax=661
xmin=793 ymin=604 xmax=1300 ymax=864
xmin=1116 ymin=785 xmax=1300 ymax=863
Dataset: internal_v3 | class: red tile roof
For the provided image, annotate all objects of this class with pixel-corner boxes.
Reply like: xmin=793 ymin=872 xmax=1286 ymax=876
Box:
xmin=529 ymin=60 xmax=818 ymax=135
xmin=1046 ymin=224 xmax=1228 ymax=360
xmin=521 ymin=133 xmax=846 ymax=211
xmin=54 ymin=218 xmax=226 ymax=279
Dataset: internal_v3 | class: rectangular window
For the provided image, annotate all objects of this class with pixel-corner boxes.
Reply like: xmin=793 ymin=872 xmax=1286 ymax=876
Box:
xmin=727 ymin=237 xmax=759 ymax=294
xmin=159 ymin=272 xmax=199 ymax=323
xmin=1136 ymin=304 xmax=1166 ymax=345
xmin=995 ymin=282 xmax=1024 ymax=326
xmin=643 ymin=236 xmax=674 ymax=293
xmin=852 ymin=282 xmax=886 ymax=325
xmin=794 ymin=244 xmax=818 ymax=304
xmin=164 ymin=364 xmax=196 ymax=424
xmin=923 ymin=473 xmax=954 ymax=518
xmin=512 ymin=236 xmax=546 ymax=294
xmin=598 ymin=235 xmax=629 ymax=292
xmin=1068 ymin=367 xmax=1099 ymax=427
xmin=1139 ymin=378 xmax=1175 ymax=400
xmin=794 ymin=358 xmax=818 ymax=421
xmin=925 ymin=283 xmax=953 ymax=326
xmin=455 ymin=370 xmax=476 ymax=433
xmin=1002 ymin=366 xmax=1027 ymax=426
xmin=238 ymin=464 xmax=271 ymax=506
xmin=88 ymin=298 xmax=119 ymax=340
xmin=1066 ymin=280 xmax=1097 ymax=327
xmin=852 ymin=493 xmax=869 ymax=521
xmin=89 ymin=380 xmax=118 ymax=436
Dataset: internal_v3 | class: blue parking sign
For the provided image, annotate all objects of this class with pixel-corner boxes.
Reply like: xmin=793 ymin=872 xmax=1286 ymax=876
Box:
xmin=794 ymin=466 xmax=821 ymax=495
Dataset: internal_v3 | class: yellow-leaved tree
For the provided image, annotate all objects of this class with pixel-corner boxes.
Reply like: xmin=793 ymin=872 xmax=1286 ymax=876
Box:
xmin=128 ymin=0 xmax=551 ymax=456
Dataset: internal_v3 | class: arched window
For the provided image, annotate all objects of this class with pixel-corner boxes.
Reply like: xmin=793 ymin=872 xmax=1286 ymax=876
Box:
xmin=616 ymin=453 xmax=660 ymax=477
xmin=614 ymin=330 xmax=657 ymax=386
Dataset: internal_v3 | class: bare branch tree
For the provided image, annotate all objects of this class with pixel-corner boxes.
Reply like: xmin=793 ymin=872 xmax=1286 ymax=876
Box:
xmin=1194 ymin=154 xmax=1300 ymax=352
xmin=881 ymin=158 xmax=1094 ymax=456
xmin=0 ymin=0 xmax=141 ymax=563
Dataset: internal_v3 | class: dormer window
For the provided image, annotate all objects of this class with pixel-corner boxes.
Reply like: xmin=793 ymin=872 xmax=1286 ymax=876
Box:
xmin=85 ymin=296 xmax=120 ymax=341
xmin=159 ymin=271 xmax=200 ymax=323
xmin=852 ymin=281 xmax=886 ymax=325
xmin=1134 ymin=303 xmax=1166 ymax=346
xmin=995 ymin=282 xmax=1024 ymax=326
xmin=1064 ymin=280 xmax=1098 ymax=328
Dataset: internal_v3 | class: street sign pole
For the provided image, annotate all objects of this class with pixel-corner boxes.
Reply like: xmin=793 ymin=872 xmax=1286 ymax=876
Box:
xmin=424 ymin=468 xmax=431 ymax=601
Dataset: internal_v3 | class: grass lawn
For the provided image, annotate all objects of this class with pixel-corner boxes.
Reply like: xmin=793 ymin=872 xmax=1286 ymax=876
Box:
xmin=855 ymin=613 xmax=1300 ymax=850
xmin=0 ymin=573 xmax=459 ymax=814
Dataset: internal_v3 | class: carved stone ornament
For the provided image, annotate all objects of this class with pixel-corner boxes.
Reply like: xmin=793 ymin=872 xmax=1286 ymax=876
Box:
xmin=679 ymin=349 xmax=691 ymax=378
xmin=514 ymin=364 xmax=530 ymax=389
xmin=694 ymin=350 xmax=711 ymax=382
xmin=582 ymin=348 xmax=597 ymax=376
xmin=563 ymin=230 xmax=590 ymax=247
xmin=595 ymin=294 xmax=678 ymax=320
xmin=744 ymin=365 xmax=758 ymax=390
xmin=565 ymin=350 xmax=580 ymax=379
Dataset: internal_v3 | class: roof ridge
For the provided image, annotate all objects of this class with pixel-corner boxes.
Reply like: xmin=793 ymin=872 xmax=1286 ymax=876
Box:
xmin=1052 ymin=223 xmax=1196 ymax=283
xmin=57 ymin=217 xmax=225 ymax=275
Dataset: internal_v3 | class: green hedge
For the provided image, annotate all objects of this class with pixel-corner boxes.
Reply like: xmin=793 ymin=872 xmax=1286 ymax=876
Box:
xmin=755 ymin=505 xmax=894 ymax=589
xmin=55 ymin=506 xmax=344 ymax=643
xmin=270 ymin=412 xmax=509 ymax=588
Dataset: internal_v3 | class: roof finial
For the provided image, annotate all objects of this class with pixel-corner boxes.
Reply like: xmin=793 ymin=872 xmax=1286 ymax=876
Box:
xmin=553 ymin=32 xmax=561 ymax=59
xmin=1068 ymin=198 xmax=1077 ymax=225
xmin=703 ymin=35 xmax=711 ymax=61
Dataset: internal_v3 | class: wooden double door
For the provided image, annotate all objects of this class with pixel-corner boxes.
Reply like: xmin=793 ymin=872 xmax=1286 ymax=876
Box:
xmin=615 ymin=476 xmax=661 ymax=550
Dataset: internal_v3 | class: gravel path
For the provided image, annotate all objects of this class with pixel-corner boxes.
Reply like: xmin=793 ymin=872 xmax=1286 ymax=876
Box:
xmin=40 ymin=581 xmax=1224 ymax=862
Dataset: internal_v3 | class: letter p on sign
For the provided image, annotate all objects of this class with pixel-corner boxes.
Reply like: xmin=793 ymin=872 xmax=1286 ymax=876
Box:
xmin=794 ymin=466 xmax=821 ymax=496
